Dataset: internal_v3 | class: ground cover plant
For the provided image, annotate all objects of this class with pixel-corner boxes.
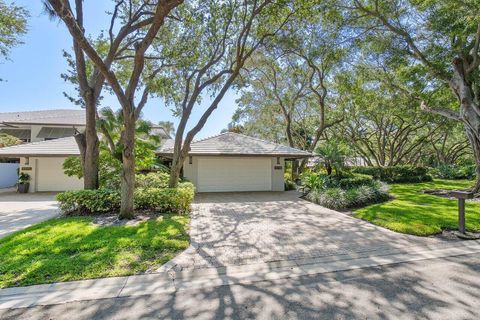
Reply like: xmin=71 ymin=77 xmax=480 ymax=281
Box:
xmin=0 ymin=214 xmax=189 ymax=288
xmin=301 ymin=171 xmax=390 ymax=210
xmin=353 ymin=180 xmax=480 ymax=236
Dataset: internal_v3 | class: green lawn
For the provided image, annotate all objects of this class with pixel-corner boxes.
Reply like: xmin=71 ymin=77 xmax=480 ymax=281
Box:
xmin=353 ymin=179 xmax=480 ymax=236
xmin=0 ymin=214 xmax=189 ymax=288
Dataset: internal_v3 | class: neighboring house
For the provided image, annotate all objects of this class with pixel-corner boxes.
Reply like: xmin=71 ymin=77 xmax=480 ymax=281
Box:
xmin=0 ymin=109 xmax=86 ymax=143
xmin=0 ymin=132 xmax=310 ymax=193
xmin=0 ymin=109 xmax=173 ymax=192
xmin=0 ymin=109 xmax=86 ymax=189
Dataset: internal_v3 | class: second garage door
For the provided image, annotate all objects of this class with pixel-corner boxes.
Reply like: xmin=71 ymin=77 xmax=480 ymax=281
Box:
xmin=197 ymin=157 xmax=272 ymax=192
xmin=36 ymin=157 xmax=83 ymax=192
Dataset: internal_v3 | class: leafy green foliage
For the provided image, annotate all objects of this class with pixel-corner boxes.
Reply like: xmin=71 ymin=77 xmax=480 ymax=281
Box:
xmin=0 ymin=133 xmax=20 ymax=147
xmin=353 ymin=180 xmax=480 ymax=236
xmin=17 ymin=172 xmax=30 ymax=184
xmin=135 ymin=172 xmax=170 ymax=188
xmin=306 ymin=180 xmax=389 ymax=210
xmin=314 ymin=140 xmax=349 ymax=175
xmin=97 ymin=107 xmax=160 ymax=171
xmin=134 ymin=183 xmax=195 ymax=214
xmin=429 ymin=164 xmax=476 ymax=180
xmin=351 ymin=166 xmax=432 ymax=183
xmin=56 ymin=189 xmax=121 ymax=215
xmin=0 ymin=214 xmax=189 ymax=288
xmin=0 ymin=0 xmax=28 ymax=60
xmin=56 ymin=173 xmax=195 ymax=216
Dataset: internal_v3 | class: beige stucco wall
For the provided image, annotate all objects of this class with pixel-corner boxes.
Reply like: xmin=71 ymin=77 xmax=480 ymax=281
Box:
xmin=183 ymin=156 xmax=285 ymax=192
xmin=19 ymin=157 xmax=83 ymax=192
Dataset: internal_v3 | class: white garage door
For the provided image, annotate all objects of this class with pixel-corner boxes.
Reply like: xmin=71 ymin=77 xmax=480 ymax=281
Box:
xmin=36 ymin=158 xmax=83 ymax=192
xmin=197 ymin=157 xmax=272 ymax=192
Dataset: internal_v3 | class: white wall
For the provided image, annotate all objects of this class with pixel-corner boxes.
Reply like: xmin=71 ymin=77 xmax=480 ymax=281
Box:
xmin=0 ymin=163 xmax=19 ymax=188
xmin=19 ymin=157 xmax=83 ymax=192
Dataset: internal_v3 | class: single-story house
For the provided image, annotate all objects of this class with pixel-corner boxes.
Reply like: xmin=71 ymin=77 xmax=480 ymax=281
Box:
xmin=158 ymin=132 xmax=311 ymax=192
xmin=0 ymin=132 xmax=310 ymax=193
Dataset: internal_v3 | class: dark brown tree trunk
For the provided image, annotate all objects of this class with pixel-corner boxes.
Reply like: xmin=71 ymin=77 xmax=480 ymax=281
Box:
xmin=82 ymin=93 xmax=99 ymax=189
xmin=119 ymin=112 xmax=136 ymax=219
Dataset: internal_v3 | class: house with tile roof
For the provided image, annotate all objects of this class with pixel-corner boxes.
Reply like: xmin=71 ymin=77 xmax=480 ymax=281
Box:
xmin=0 ymin=109 xmax=172 ymax=191
xmin=0 ymin=129 xmax=311 ymax=193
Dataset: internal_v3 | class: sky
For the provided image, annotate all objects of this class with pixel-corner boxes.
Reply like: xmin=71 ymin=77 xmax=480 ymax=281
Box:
xmin=0 ymin=1 xmax=238 ymax=139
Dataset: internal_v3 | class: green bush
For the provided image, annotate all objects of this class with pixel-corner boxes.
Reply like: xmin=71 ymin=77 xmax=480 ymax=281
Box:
xmin=134 ymin=182 xmax=195 ymax=214
xmin=335 ymin=174 xmax=373 ymax=189
xmin=430 ymin=164 xmax=476 ymax=180
xmin=351 ymin=165 xmax=432 ymax=183
xmin=57 ymin=182 xmax=196 ymax=215
xmin=300 ymin=171 xmax=374 ymax=192
xmin=135 ymin=172 xmax=170 ymax=188
xmin=306 ymin=181 xmax=390 ymax=210
xmin=56 ymin=189 xmax=121 ymax=215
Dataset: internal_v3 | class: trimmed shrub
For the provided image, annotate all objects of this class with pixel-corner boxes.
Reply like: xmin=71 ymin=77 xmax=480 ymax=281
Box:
xmin=300 ymin=171 xmax=374 ymax=192
xmin=351 ymin=165 xmax=432 ymax=183
xmin=430 ymin=164 xmax=476 ymax=180
xmin=134 ymin=182 xmax=195 ymax=214
xmin=135 ymin=172 xmax=170 ymax=188
xmin=335 ymin=174 xmax=373 ymax=189
xmin=57 ymin=182 xmax=195 ymax=215
xmin=56 ymin=189 xmax=121 ymax=215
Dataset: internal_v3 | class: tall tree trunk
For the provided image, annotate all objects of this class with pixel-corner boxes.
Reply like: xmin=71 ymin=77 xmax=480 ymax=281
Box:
xmin=451 ymin=58 xmax=480 ymax=192
xmin=119 ymin=113 xmax=136 ymax=219
xmin=82 ymin=93 xmax=99 ymax=189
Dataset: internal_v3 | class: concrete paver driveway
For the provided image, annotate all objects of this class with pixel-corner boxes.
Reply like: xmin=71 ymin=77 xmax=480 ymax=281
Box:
xmin=172 ymin=191 xmax=447 ymax=270
xmin=0 ymin=192 xmax=59 ymax=238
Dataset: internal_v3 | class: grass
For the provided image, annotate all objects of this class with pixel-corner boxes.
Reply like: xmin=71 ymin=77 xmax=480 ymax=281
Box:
xmin=353 ymin=179 xmax=480 ymax=236
xmin=0 ymin=214 xmax=189 ymax=288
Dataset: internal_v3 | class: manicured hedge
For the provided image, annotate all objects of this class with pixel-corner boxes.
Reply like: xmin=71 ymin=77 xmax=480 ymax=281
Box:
xmin=351 ymin=165 xmax=432 ymax=183
xmin=57 ymin=175 xmax=195 ymax=216
xmin=134 ymin=183 xmax=195 ymax=214
xmin=429 ymin=164 xmax=476 ymax=180
xmin=57 ymin=189 xmax=121 ymax=215
xmin=334 ymin=173 xmax=373 ymax=189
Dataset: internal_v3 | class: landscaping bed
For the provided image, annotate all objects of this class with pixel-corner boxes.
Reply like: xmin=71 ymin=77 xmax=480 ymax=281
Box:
xmin=353 ymin=179 xmax=480 ymax=236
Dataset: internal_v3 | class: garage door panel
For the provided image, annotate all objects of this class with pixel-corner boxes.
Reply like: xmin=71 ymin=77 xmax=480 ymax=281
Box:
xmin=36 ymin=158 xmax=83 ymax=192
xmin=197 ymin=158 xmax=271 ymax=192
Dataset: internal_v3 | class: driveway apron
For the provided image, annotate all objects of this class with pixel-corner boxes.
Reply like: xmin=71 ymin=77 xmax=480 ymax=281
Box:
xmin=0 ymin=192 xmax=58 ymax=238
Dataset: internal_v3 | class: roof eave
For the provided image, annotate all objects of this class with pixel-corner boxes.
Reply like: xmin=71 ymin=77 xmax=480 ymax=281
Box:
xmin=0 ymin=153 xmax=79 ymax=158
xmin=156 ymin=152 xmax=312 ymax=158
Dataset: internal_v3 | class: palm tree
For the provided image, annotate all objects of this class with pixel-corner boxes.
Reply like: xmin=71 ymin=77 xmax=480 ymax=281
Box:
xmin=97 ymin=107 xmax=160 ymax=170
xmin=314 ymin=140 xmax=349 ymax=176
xmin=158 ymin=121 xmax=175 ymax=137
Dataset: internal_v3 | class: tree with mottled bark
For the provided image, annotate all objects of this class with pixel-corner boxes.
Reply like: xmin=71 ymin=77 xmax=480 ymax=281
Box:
xmin=150 ymin=0 xmax=301 ymax=187
xmin=340 ymin=0 xmax=480 ymax=191
xmin=45 ymin=0 xmax=182 ymax=218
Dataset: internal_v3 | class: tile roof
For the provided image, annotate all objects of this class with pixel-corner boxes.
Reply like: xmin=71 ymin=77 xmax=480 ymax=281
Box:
xmin=0 ymin=137 xmax=80 ymax=157
xmin=0 ymin=133 xmax=311 ymax=158
xmin=0 ymin=109 xmax=86 ymax=126
xmin=158 ymin=132 xmax=311 ymax=157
